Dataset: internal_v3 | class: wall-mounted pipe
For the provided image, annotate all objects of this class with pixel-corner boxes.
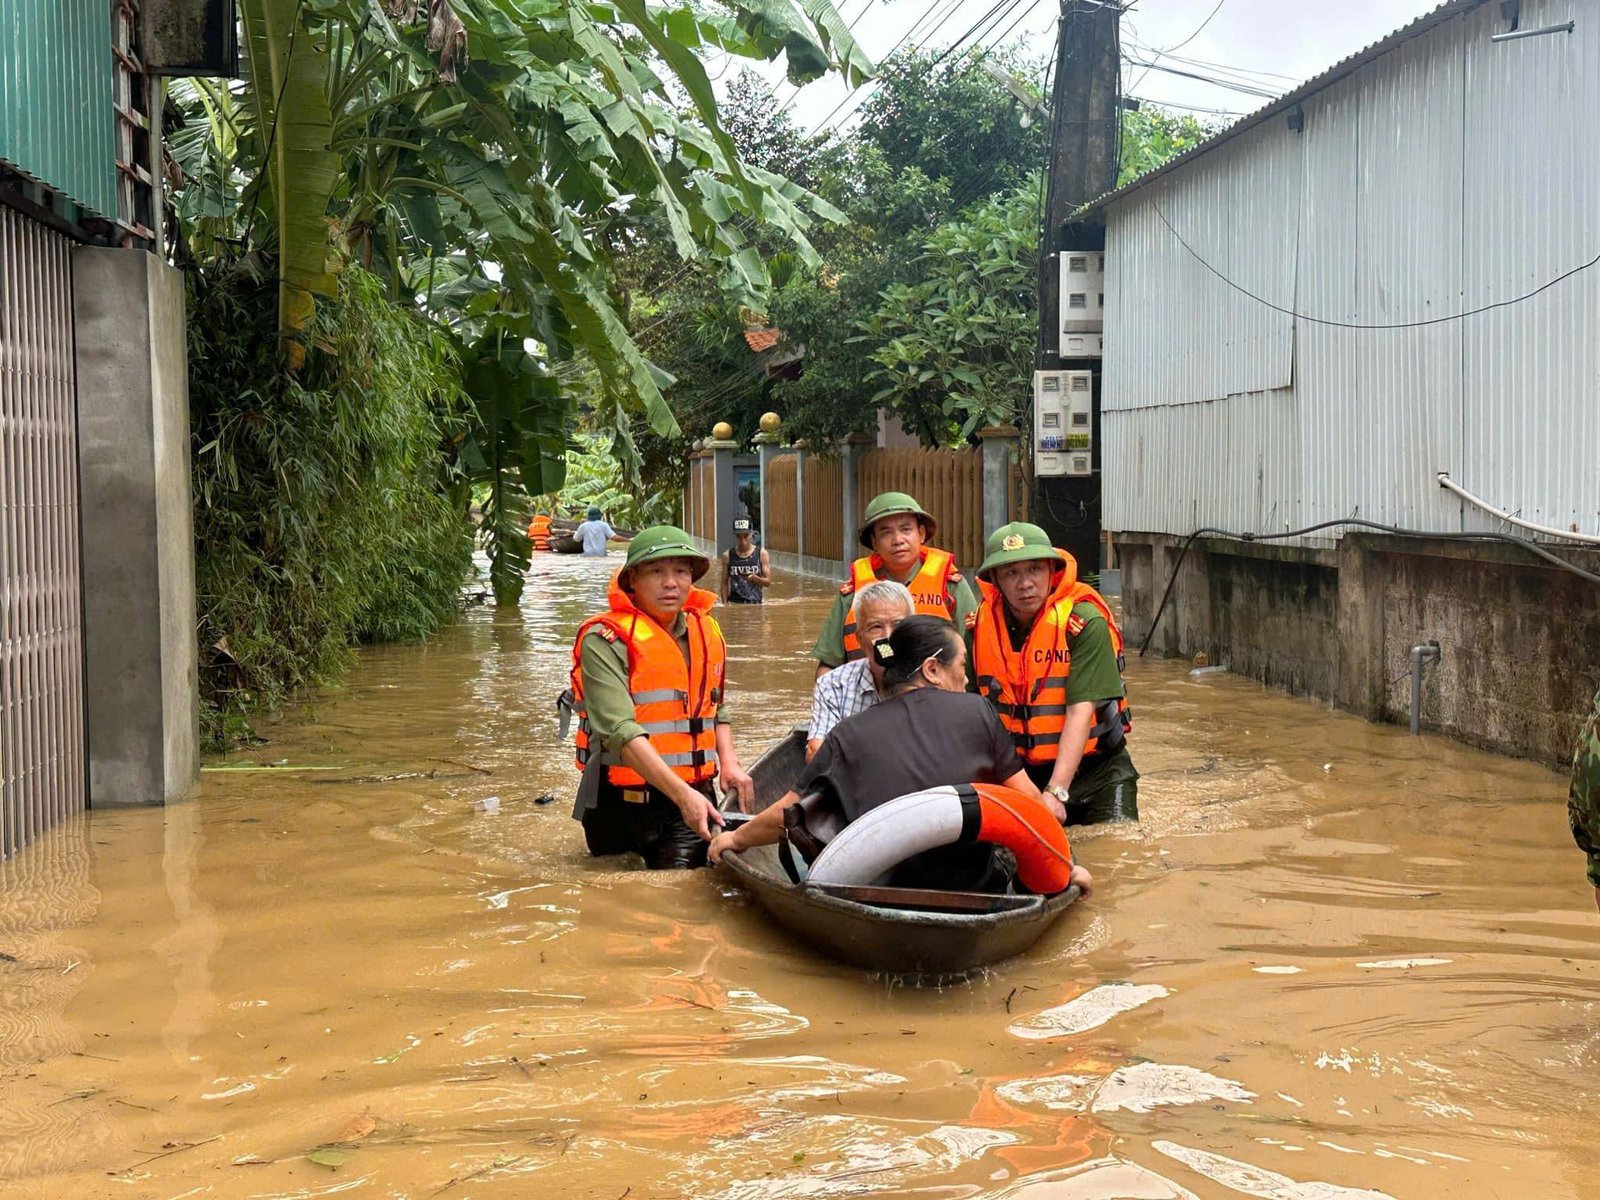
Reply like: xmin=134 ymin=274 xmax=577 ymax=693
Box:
xmin=1490 ymin=20 xmax=1575 ymax=42
xmin=1437 ymin=472 xmax=1600 ymax=547
xmin=1410 ymin=641 xmax=1441 ymax=735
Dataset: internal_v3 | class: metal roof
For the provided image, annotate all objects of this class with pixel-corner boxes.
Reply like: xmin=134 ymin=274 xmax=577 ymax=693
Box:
xmin=1075 ymin=0 xmax=1493 ymax=218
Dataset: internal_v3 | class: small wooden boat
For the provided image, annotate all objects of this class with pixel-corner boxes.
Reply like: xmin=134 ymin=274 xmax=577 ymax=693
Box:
xmin=717 ymin=729 xmax=1082 ymax=978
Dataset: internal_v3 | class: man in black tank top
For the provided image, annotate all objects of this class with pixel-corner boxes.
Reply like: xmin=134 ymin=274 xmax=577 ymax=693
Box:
xmin=720 ymin=518 xmax=771 ymax=604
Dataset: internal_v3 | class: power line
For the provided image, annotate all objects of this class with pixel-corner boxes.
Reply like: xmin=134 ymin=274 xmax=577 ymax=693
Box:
xmin=1161 ymin=0 xmax=1225 ymax=55
xmin=1149 ymin=198 xmax=1600 ymax=330
xmin=1122 ymin=56 xmax=1279 ymax=99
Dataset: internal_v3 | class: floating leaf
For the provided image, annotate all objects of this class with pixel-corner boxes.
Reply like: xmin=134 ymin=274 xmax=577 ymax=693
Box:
xmin=306 ymin=1147 xmax=348 ymax=1169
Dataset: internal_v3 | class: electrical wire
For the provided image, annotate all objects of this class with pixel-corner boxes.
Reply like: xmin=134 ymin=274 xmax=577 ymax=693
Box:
xmin=1121 ymin=57 xmax=1280 ymax=98
xmin=1159 ymin=0 xmax=1226 ymax=56
xmin=1139 ymin=519 xmax=1600 ymax=657
xmin=1149 ymin=198 xmax=1600 ymax=330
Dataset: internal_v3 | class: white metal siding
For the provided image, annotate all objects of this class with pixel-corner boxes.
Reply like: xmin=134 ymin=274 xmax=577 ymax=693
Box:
xmin=1104 ymin=0 xmax=1600 ymax=540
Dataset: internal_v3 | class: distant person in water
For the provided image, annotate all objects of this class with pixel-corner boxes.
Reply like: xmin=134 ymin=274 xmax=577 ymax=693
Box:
xmin=720 ymin=518 xmax=771 ymax=604
xmin=574 ymin=506 xmax=621 ymax=556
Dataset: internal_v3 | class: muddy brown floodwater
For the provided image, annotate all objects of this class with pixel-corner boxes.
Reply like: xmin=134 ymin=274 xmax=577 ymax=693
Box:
xmin=2 ymin=553 xmax=1597 ymax=1200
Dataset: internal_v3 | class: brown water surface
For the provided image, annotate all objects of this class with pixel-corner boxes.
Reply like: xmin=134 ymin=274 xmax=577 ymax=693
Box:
xmin=1 ymin=554 xmax=1596 ymax=1199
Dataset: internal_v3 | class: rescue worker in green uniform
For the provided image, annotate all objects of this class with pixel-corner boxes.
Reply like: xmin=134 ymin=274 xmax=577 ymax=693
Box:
xmin=560 ymin=527 xmax=755 ymax=869
xmin=1569 ymin=685 xmax=1600 ymax=913
xmin=809 ymin=491 xmax=980 ymax=678
xmin=968 ymin=522 xmax=1138 ymax=825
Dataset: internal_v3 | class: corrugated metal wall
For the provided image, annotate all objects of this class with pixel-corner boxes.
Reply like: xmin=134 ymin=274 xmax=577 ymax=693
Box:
xmin=1103 ymin=0 xmax=1599 ymax=541
xmin=0 ymin=210 xmax=87 ymax=860
xmin=0 ymin=0 xmax=118 ymax=219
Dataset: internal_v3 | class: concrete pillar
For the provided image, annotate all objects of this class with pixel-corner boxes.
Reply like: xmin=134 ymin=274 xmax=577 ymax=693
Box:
xmin=841 ymin=434 xmax=873 ymax=563
xmin=72 ymin=247 xmax=198 ymax=807
xmin=794 ymin=442 xmax=807 ymax=558
xmin=755 ymin=433 xmax=779 ymax=549
xmin=706 ymin=438 xmax=740 ymax=557
xmin=978 ymin=426 xmax=1020 ymax=538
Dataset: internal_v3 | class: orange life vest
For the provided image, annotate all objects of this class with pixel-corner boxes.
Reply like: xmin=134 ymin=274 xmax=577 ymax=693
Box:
xmin=567 ymin=579 xmax=725 ymax=787
xmin=839 ymin=546 xmax=960 ymax=660
xmin=971 ymin=551 xmax=1131 ymax=765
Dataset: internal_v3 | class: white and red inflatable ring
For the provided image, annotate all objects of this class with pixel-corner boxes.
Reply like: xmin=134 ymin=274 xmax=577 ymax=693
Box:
xmin=805 ymin=783 xmax=1076 ymax=894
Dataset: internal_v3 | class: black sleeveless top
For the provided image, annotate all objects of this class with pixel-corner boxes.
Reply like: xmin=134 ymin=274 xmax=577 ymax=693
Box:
xmin=726 ymin=546 xmax=763 ymax=603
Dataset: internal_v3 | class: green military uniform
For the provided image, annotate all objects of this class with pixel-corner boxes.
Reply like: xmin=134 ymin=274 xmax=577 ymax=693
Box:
xmin=1569 ymin=687 xmax=1600 ymax=888
xmin=577 ymin=619 xmax=729 ymax=754
xmin=972 ymin=521 xmax=1138 ymax=825
xmin=565 ymin=526 xmax=727 ymax=870
xmin=810 ymin=491 xmax=980 ymax=668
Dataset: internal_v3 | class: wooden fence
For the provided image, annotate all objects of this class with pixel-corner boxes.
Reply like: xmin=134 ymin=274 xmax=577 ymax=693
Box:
xmin=684 ymin=436 xmax=1020 ymax=574
xmin=685 ymin=455 xmax=713 ymax=541
xmin=857 ymin=446 xmax=988 ymax=572
xmin=801 ymin=454 xmax=842 ymax=558
xmin=766 ymin=454 xmax=798 ymax=553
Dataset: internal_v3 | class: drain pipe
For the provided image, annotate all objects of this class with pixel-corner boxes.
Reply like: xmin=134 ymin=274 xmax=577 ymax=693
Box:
xmin=1409 ymin=640 xmax=1441 ymax=735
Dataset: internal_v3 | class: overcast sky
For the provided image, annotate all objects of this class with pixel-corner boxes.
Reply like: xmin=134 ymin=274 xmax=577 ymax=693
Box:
xmin=720 ymin=0 xmax=1443 ymax=137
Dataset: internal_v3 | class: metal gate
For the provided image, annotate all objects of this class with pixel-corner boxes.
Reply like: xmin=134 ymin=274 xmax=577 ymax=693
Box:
xmin=0 ymin=207 xmax=86 ymax=860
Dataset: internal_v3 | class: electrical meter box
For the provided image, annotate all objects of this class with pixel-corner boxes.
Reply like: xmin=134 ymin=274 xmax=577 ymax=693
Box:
xmin=1059 ymin=250 xmax=1104 ymax=359
xmin=1033 ymin=370 xmax=1094 ymax=477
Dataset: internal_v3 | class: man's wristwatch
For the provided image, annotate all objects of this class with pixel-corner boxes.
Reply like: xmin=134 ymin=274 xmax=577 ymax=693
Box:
xmin=1047 ymin=784 xmax=1071 ymax=807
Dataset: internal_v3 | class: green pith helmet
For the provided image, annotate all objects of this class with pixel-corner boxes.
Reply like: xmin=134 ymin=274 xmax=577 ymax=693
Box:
xmin=977 ymin=521 xmax=1061 ymax=581
xmin=859 ymin=491 xmax=937 ymax=548
xmin=621 ymin=525 xmax=710 ymax=585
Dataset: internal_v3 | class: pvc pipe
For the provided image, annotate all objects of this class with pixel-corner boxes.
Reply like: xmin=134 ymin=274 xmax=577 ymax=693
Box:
xmin=1437 ymin=472 xmax=1600 ymax=546
xmin=1410 ymin=641 xmax=1441 ymax=736
xmin=1490 ymin=21 xmax=1574 ymax=42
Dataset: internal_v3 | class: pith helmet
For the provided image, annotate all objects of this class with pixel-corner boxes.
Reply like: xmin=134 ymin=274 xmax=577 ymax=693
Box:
xmin=586 ymin=505 xmax=603 ymax=520
xmin=859 ymin=491 xmax=937 ymax=548
xmin=621 ymin=525 xmax=710 ymax=584
xmin=977 ymin=522 xmax=1063 ymax=581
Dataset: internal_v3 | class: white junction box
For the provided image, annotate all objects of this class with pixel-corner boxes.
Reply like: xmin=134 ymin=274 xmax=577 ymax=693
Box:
xmin=1058 ymin=249 xmax=1104 ymax=359
xmin=1033 ymin=370 xmax=1093 ymax=477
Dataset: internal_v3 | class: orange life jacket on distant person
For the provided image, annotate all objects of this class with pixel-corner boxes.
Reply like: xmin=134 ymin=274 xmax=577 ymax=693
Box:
xmin=567 ymin=579 xmax=725 ymax=787
xmin=971 ymin=551 xmax=1130 ymax=765
xmin=839 ymin=547 xmax=960 ymax=660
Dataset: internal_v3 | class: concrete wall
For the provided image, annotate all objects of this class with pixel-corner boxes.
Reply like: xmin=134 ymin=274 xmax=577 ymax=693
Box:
xmin=73 ymin=247 xmax=198 ymax=806
xmin=1118 ymin=531 xmax=1600 ymax=767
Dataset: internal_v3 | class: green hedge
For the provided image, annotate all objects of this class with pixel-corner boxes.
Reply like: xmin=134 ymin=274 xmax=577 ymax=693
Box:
xmin=187 ymin=259 xmax=473 ymax=747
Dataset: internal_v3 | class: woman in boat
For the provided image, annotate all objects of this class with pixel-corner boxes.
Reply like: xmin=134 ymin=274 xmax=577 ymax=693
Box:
xmin=709 ymin=616 xmax=1093 ymax=895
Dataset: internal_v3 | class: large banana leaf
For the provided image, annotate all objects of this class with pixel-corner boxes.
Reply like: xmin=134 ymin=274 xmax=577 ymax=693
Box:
xmin=240 ymin=0 xmax=341 ymax=365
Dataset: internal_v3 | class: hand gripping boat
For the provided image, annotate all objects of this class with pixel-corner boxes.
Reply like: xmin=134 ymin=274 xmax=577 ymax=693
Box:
xmin=716 ymin=730 xmax=1082 ymax=978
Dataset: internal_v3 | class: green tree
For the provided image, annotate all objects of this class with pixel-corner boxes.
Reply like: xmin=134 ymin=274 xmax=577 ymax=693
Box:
xmin=862 ymin=183 xmax=1039 ymax=444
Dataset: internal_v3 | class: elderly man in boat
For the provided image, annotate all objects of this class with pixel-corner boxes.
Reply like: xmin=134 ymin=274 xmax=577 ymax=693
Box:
xmin=710 ymin=616 xmax=1092 ymax=896
xmin=806 ymin=580 xmax=914 ymax=759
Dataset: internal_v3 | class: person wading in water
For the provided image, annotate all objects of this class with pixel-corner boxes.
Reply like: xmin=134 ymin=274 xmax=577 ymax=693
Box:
xmin=560 ymin=526 xmax=755 ymax=868
xmin=810 ymin=491 xmax=978 ymax=679
xmin=968 ymin=522 xmax=1139 ymax=826
xmin=719 ymin=518 xmax=771 ymax=605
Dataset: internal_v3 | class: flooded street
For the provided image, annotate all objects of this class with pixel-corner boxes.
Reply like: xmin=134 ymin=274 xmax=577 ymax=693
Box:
xmin=2 ymin=553 xmax=1596 ymax=1199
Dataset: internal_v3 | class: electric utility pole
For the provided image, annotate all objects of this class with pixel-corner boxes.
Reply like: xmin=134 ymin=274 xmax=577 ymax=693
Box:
xmin=1033 ymin=0 xmax=1121 ymax=574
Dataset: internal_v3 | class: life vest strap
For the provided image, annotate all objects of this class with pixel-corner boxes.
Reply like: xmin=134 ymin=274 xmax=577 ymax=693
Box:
xmin=998 ymin=702 xmax=1070 ymax=720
